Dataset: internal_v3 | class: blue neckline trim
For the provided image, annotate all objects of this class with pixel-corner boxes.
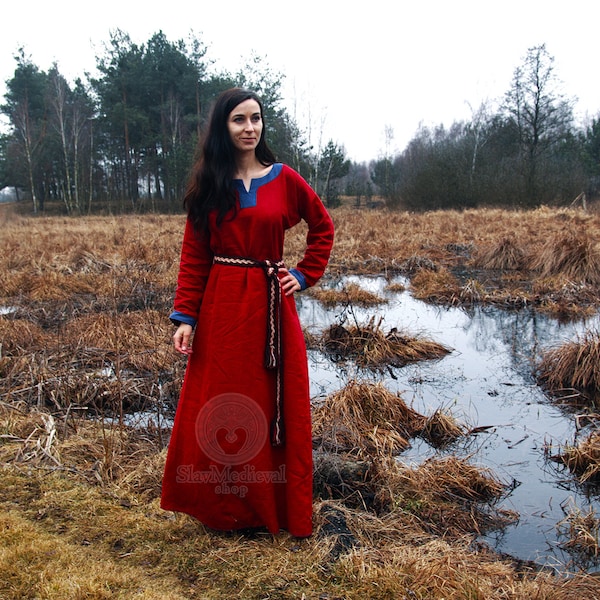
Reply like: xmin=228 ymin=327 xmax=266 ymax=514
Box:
xmin=234 ymin=163 xmax=282 ymax=208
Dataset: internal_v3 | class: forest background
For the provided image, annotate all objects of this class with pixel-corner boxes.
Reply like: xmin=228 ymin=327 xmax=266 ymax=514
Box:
xmin=0 ymin=30 xmax=599 ymax=216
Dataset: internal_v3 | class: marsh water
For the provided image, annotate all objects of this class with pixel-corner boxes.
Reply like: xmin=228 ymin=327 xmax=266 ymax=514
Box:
xmin=297 ymin=274 xmax=600 ymax=573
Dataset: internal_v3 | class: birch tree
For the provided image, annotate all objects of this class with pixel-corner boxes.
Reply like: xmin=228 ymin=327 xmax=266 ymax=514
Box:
xmin=2 ymin=51 xmax=49 ymax=213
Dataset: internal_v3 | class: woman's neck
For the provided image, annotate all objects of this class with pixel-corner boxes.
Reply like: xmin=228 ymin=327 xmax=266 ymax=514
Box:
xmin=235 ymin=152 xmax=261 ymax=177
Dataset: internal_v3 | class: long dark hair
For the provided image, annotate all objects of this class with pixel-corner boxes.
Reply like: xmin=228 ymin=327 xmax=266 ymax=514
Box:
xmin=184 ymin=88 xmax=276 ymax=231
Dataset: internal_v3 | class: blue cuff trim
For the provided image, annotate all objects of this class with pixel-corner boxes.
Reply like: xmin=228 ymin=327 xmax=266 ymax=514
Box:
xmin=169 ymin=311 xmax=197 ymax=327
xmin=289 ymin=268 xmax=307 ymax=291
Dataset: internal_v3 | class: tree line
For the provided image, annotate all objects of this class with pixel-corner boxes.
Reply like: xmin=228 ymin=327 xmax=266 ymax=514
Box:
xmin=0 ymin=30 xmax=350 ymax=214
xmin=0 ymin=36 xmax=598 ymax=214
xmin=366 ymin=44 xmax=599 ymax=210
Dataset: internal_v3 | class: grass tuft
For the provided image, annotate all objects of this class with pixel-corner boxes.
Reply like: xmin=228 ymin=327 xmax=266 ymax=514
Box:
xmin=472 ymin=236 xmax=526 ymax=270
xmin=419 ymin=408 xmax=466 ymax=448
xmin=529 ymin=230 xmax=600 ymax=285
xmin=546 ymin=430 xmax=600 ymax=484
xmin=317 ymin=316 xmax=451 ymax=368
xmin=312 ymin=380 xmax=424 ymax=457
xmin=557 ymin=497 xmax=600 ymax=563
xmin=536 ymin=328 xmax=600 ymax=405
xmin=309 ymin=281 xmax=387 ymax=307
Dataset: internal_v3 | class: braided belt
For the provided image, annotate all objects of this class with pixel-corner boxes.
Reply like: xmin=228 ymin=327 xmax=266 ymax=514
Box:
xmin=213 ymin=255 xmax=286 ymax=446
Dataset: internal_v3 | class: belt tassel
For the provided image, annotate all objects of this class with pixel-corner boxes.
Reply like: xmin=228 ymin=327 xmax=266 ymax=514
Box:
xmin=213 ymin=255 xmax=286 ymax=446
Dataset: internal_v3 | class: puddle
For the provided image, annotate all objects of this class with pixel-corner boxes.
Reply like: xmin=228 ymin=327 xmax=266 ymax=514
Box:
xmin=298 ymin=274 xmax=600 ymax=572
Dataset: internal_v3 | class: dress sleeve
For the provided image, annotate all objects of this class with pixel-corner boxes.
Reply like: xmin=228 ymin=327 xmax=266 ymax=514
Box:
xmin=170 ymin=217 xmax=214 ymax=327
xmin=285 ymin=167 xmax=335 ymax=288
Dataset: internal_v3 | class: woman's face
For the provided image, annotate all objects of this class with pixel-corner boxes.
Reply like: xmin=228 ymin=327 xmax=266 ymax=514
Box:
xmin=227 ymin=99 xmax=263 ymax=154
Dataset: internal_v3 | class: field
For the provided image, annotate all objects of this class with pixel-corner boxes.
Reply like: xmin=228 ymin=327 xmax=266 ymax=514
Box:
xmin=1 ymin=203 xmax=600 ymax=599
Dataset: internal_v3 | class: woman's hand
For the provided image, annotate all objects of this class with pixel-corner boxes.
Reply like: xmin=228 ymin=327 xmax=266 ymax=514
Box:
xmin=279 ymin=268 xmax=301 ymax=296
xmin=173 ymin=323 xmax=194 ymax=355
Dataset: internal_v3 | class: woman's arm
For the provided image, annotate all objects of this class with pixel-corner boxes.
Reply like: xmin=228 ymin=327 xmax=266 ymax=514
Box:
xmin=285 ymin=167 xmax=335 ymax=288
xmin=169 ymin=217 xmax=213 ymax=332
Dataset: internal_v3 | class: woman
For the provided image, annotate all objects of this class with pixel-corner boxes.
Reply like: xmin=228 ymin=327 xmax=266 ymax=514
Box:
xmin=160 ymin=88 xmax=334 ymax=537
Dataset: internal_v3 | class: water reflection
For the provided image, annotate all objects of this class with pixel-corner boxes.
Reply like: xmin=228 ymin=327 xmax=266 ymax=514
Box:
xmin=298 ymin=275 xmax=600 ymax=572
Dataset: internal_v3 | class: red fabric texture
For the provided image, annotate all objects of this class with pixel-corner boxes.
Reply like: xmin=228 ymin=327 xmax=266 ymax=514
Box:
xmin=160 ymin=164 xmax=334 ymax=537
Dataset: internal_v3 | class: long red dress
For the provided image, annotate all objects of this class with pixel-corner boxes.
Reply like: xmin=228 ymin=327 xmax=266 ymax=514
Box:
xmin=160 ymin=163 xmax=334 ymax=537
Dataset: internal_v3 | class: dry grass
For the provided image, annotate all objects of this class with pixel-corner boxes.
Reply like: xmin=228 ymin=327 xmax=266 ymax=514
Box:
xmin=308 ymin=282 xmax=387 ymax=307
xmin=3 ymin=207 xmax=600 ymax=596
xmin=409 ymin=267 xmax=463 ymax=304
xmin=419 ymin=407 xmax=466 ymax=448
xmin=312 ymin=380 xmax=425 ymax=457
xmin=0 ymin=403 xmax=557 ymax=600
xmin=557 ymin=497 xmax=600 ymax=562
xmin=305 ymin=206 xmax=600 ymax=318
xmin=472 ymin=236 xmax=526 ymax=271
xmin=532 ymin=278 xmax=598 ymax=320
xmin=536 ymin=329 xmax=600 ymax=405
xmin=384 ymin=280 xmax=406 ymax=293
xmin=546 ymin=430 xmax=600 ymax=484
xmin=0 ymin=403 xmax=164 ymax=485
xmin=3 ymin=206 xmax=600 ymax=320
xmin=314 ymin=452 xmax=518 ymax=542
xmin=529 ymin=230 xmax=600 ymax=286
xmin=0 ymin=507 xmax=188 ymax=600
xmin=1 ymin=402 xmax=581 ymax=600
xmin=315 ymin=316 xmax=451 ymax=368
xmin=2 ymin=459 xmax=596 ymax=600
xmin=370 ymin=455 xmax=518 ymax=540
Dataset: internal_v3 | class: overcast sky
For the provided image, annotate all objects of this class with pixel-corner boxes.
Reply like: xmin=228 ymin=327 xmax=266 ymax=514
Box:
xmin=1 ymin=0 xmax=598 ymax=162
